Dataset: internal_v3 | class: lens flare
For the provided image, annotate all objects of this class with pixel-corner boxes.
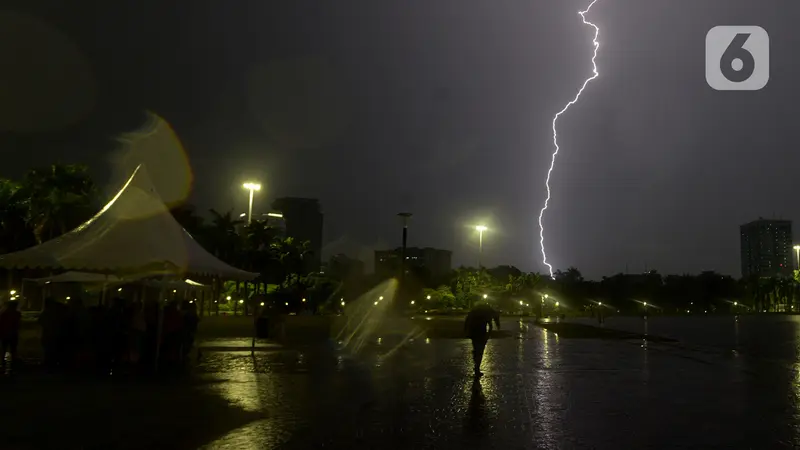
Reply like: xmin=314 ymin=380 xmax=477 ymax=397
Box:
xmin=538 ymin=0 xmax=601 ymax=278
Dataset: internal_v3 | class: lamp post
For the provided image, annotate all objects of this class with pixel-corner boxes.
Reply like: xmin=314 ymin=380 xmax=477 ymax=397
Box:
xmin=540 ymin=293 xmax=548 ymax=318
xmin=242 ymin=182 xmax=261 ymax=225
xmin=476 ymin=225 xmax=487 ymax=268
xmin=397 ymin=213 xmax=413 ymax=301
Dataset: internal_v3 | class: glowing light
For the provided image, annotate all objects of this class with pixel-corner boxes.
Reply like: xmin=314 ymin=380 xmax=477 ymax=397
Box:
xmin=538 ymin=0 xmax=601 ymax=278
xmin=410 ymin=300 xmax=415 ymax=305
xmin=302 ymin=298 xmax=306 ymax=302
xmin=379 ymin=296 xmax=384 ymax=300
xmin=520 ymin=300 xmax=524 ymax=305
xmin=239 ymin=299 xmax=244 ymax=304
xmin=117 ymin=288 xmax=122 ymax=292
xmin=734 ymin=301 xmax=738 ymax=306
xmin=427 ymin=295 xmax=431 ymax=300
xmin=243 ymin=182 xmax=261 ymax=191
xmin=483 ymin=294 xmax=488 ymax=299
xmin=555 ymin=301 xmax=560 ymax=307
xmin=374 ymin=301 xmax=379 ymax=306
xmin=226 ymin=296 xmax=231 ymax=301
xmin=260 ymin=302 xmax=265 ymax=306
xmin=475 ymin=225 xmax=487 ymax=232
xmin=9 ymin=290 xmax=16 ymax=296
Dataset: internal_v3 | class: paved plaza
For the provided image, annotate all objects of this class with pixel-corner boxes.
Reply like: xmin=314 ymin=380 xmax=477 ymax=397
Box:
xmin=0 ymin=319 xmax=798 ymax=449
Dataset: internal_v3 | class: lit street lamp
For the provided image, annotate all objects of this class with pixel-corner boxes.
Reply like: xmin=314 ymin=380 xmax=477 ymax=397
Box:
xmin=475 ymin=225 xmax=488 ymax=268
xmin=794 ymin=245 xmax=800 ymax=270
xmin=242 ymin=182 xmax=262 ymax=225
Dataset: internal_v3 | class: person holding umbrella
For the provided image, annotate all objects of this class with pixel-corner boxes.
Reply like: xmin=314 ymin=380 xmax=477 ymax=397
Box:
xmin=464 ymin=302 xmax=500 ymax=378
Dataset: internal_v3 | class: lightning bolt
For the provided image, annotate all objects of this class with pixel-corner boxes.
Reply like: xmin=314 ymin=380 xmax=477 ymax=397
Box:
xmin=538 ymin=0 xmax=601 ymax=278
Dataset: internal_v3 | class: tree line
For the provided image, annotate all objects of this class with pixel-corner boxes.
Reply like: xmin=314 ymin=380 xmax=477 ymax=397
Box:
xmin=0 ymin=164 xmax=794 ymax=315
xmin=414 ymin=266 xmax=799 ymax=315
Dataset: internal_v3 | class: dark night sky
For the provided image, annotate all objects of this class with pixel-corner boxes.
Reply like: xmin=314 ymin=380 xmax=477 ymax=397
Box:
xmin=0 ymin=0 xmax=797 ymax=278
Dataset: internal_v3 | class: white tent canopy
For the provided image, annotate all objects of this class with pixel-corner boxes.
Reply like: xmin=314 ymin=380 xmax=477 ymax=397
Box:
xmin=24 ymin=271 xmax=124 ymax=285
xmin=0 ymin=165 xmax=257 ymax=281
xmin=24 ymin=271 xmax=208 ymax=288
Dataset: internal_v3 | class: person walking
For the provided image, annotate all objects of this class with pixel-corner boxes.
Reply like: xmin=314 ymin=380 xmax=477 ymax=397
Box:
xmin=464 ymin=303 xmax=500 ymax=378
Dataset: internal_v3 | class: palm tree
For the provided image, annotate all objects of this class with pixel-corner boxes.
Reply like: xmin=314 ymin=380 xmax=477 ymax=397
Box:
xmin=244 ymin=219 xmax=280 ymax=252
xmin=207 ymin=209 xmax=243 ymax=263
xmin=18 ymin=164 xmax=97 ymax=243
xmin=270 ymin=237 xmax=311 ymax=287
xmin=171 ymin=203 xmax=206 ymax=240
xmin=0 ymin=179 xmax=34 ymax=253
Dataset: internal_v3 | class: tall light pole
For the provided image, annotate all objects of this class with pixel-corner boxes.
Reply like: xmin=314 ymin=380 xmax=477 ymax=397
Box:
xmin=476 ymin=225 xmax=487 ymax=268
xmin=242 ymin=182 xmax=261 ymax=225
xmin=398 ymin=213 xmax=413 ymax=294
xmin=794 ymin=245 xmax=800 ymax=270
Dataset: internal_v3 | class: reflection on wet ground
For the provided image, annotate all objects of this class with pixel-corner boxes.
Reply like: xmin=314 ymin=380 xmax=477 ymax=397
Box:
xmin=4 ymin=318 xmax=800 ymax=448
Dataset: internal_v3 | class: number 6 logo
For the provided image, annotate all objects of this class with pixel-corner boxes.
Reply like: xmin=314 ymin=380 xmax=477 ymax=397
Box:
xmin=706 ymin=26 xmax=769 ymax=91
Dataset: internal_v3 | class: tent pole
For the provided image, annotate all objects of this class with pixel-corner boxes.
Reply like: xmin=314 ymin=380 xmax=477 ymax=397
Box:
xmin=245 ymin=282 xmax=250 ymax=316
xmin=154 ymin=282 xmax=166 ymax=373
xmin=251 ymin=285 xmax=258 ymax=355
xmin=100 ymin=275 xmax=109 ymax=307
xmin=215 ymin=277 xmax=220 ymax=316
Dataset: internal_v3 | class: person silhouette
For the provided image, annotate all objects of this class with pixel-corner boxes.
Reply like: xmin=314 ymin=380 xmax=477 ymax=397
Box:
xmin=464 ymin=303 xmax=500 ymax=377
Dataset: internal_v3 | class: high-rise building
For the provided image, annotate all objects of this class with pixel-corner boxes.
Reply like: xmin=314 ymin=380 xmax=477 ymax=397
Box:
xmin=740 ymin=218 xmax=793 ymax=278
xmin=374 ymin=247 xmax=452 ymax=280
xmin=272 ymin=198 xmax=323 ymax=273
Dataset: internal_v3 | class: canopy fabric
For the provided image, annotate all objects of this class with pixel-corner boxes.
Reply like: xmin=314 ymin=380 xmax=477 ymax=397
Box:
xmin=25 ymin=271 xmax=124 ymax=285
xmin=0 ymin=165 xmax=257 ymax=281
xmin=142 ymin=278 xmax=209 ymax=289
xmin=24 ymin=272 xmax=208 ymax=288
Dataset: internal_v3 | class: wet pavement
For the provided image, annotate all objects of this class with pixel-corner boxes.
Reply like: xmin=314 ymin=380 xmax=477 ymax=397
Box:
xmin=3 ymin=318 xmax=800 ymax=449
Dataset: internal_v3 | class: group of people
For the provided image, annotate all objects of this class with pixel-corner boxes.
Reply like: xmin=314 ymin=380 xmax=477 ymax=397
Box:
xmin=0 ymin=296 xmax=199 ymax=373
